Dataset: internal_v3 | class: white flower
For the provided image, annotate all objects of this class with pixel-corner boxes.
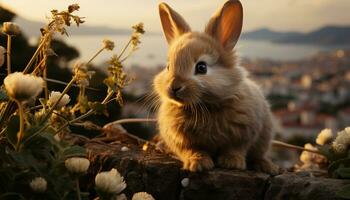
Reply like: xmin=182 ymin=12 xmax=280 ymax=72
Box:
xmin=181 ymin=178 xmax=190 ymax=187
xmin=29 ymin=177 xmax=47 ymax=193
xmin=0 ymin=46 xmax=5 ymax=67
xmin=2 ymin=22 xmax=20 ymax=35
xmin=300 ymin=143 xmax=318 ymax=164
xmin=65 ymin=157 xmax=90 ymax=174
xmin=132 ymin=192 xmax=155 ymax=200
xmin=316 ymin=128 xmax=333 ymax=145
xmin=4 ymin=72 xmax=44 ymax=103
xmin=95 ymin=168 xmax=126 ymax=194
xmin=48 ymin=91 xmax=70 ymax=109
xmin=332 ymin=127 xmax=350 ymax=154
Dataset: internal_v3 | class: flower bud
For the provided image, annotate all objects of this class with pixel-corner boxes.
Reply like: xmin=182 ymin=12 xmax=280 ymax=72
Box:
xmin=65 ymin=157 xmax=90 ymax=174
xmin=103 ymin=39 xmax=115 ymax=51
xmin=30 ymin=177 xmax=47 ymax=193
xmin=2 ymin=22 xmax=20 ymax=35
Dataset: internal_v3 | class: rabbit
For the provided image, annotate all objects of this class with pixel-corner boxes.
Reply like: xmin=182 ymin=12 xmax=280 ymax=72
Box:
xmin=153 ymin=0 xmax=279 ymax=174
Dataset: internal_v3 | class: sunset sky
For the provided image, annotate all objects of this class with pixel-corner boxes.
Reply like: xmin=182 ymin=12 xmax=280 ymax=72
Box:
xmin=1 ymin=0 xmax=349 ymax=33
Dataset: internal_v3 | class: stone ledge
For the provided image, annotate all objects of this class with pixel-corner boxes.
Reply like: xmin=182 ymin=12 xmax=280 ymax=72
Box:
xmin=74 ymin=126 xmax=350 ymax=200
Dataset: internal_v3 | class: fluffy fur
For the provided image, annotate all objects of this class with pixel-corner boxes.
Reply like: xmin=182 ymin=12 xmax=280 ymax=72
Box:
xmin=153 ymin=0 xmax=278 ymax=174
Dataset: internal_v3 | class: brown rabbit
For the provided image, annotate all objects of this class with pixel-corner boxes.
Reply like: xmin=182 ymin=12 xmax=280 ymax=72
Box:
xmin=153 ymin=0 xmax=278 ymax=174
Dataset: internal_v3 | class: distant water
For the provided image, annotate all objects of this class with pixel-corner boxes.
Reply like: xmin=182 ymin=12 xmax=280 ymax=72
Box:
xmin=59 ymin=34 xmax=347 ymax=67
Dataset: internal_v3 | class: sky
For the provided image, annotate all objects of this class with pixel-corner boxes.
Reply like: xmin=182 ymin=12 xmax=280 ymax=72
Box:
xmin=0 ymin=0 xmax=349 ymax=33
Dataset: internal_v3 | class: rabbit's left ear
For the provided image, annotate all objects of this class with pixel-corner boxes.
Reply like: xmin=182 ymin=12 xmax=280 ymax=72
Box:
xmin=159 ymin=2 xmax=191 ymax=45
xmin=205 ymin=0 xmax=243 ymax=50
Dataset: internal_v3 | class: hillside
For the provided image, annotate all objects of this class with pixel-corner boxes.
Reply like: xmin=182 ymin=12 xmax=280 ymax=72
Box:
xmin=242 ymin=26 xmax=350 ymax=45
xmin=14 ymin=16 xmax=131 ymax=37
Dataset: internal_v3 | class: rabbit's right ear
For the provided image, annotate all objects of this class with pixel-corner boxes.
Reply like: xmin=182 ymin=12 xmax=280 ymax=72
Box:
xmin=159 ymin=3 xmax=191 ymax=44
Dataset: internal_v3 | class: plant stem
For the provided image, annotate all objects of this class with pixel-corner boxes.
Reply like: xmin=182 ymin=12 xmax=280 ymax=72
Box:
xmin=41 ymin=77 xmax=76 ymax=124
xmin=15 ymin=101 xmax=24 ymax=151
xmin=75 ymin=179 xmax=81 ymax=200
xmin=6 ymin=35 xmax=12 ymax=74
xmin=117 ymin=39 xmax=132 ymax=60
xmin=54 ymin=91 xmax=114 ymax=134
xmin=23 ymin=36 xmax=47 ymax=73
xmin=101 ymin=91 xmax=114 ymax=104
xmin=86 ymin=47 xmax=104 ymax=65
xmin=272 ymin=140 xmax=322 ymax=155
xmin=32 ymin=59 xmax=46 ymax=75
xmin=43 ymin=67 xmax=49 ymax=100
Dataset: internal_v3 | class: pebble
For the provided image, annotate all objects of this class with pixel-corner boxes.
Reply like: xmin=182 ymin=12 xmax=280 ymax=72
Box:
xmin=181 ymin=178 xmax=190 ymax=187
xmin=121 ymin=146 xmax=130 ymax=152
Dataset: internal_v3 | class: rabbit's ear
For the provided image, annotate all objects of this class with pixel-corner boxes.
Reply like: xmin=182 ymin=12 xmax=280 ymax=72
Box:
xmin=159 ymin=3 xmax=191 ymax=44
xmin=205 ymin=0 xmax=243 ymax=50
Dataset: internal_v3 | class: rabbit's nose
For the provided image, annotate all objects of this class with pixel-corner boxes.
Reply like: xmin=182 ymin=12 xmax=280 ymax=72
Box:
xmin=171 ymin=86 xmax=183 ymax=96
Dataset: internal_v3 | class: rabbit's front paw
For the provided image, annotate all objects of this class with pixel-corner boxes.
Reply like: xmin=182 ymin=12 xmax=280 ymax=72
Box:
xmin=183 ymin=153 xmax=214 ymax=172
xmin=253 ymin=158 xmax=280 ymax=175
xmin=217 ymin=152 xmax=246 ymax=170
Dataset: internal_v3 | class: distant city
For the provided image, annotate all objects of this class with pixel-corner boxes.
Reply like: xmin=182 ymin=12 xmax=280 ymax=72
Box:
xmin=123 ymin=49 xmax=350 ymax=140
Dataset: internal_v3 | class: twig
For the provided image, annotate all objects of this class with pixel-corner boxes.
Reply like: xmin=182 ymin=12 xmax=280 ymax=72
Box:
xmin=272 ymin=140 xmax=322 ymax=155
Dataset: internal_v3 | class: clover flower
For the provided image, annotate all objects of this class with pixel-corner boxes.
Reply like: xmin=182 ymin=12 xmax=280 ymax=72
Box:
xmin=116 ymin=194 xmax=127 ymax=200
xmin=2 ymin=22 xmax=20 ymax=35
xmin=132 ymin=192 xmax=155 ymax=200
xmin=103 ymin=39 xmax=115 ymax=51
xmin=29 ymin=177 xmax=47 ymax=193
xmin=65 ymin=157 xmax=90 ymax=174
xmin=4 ymin=72 xmax=44 ymax=103
xmin=48 ymin=91 xmax=71 ymax=109
xmin=95 ymin=168 xmax=126 ymax=194
xmin=316 ymin=128 xmax=333 ymax=145
xmin=0 ymin=46 xmax=5 ymax=67
xmin=332 ymin=127 xmax=350 ymax=154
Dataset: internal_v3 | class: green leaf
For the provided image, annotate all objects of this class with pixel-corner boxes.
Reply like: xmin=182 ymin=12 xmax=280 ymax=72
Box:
xmin=336 ymin=167 xmax=350 ymax=179
xmin=329 ymin=158 xmax=350 ymax=177
xmin=336 ymin=184 xmax=350 ymax=199
xmin=89 ymin=101 xmax=108 ymax=116
xmin=0 ymin=90 xmax=9 ymax=102
xmin=6 ymin=115 xmax=20 ymax=147
xmin=61 ymin=145 xmax=86 ymax=160
xmin=317 ymin=145 xmax=335 ymax=161
xmin=0 ymin=193 xmax=26 ymax=200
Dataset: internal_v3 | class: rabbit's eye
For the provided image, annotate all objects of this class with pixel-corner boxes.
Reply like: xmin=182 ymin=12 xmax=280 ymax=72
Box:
xmin=195 ymin=61 xmax=207 ymax=75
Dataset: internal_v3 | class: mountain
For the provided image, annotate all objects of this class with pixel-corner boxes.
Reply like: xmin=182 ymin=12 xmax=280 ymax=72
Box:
xmin=241 ymin=28 xmax=302 ymax=41
xmin=242 ymin=26 xmax=350 ymax=45
xmin=276 ymin=26 xmax=350 ymax=45
xmin=14 ymin=16 xmax=132 ymax=37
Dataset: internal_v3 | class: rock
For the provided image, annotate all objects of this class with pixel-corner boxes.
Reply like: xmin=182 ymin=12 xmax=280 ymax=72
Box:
xmin=265 ymin=173 xmax=350 ymax=200
xmin=180 ymin=169 xmax=269 ymax=200
xmin=75 ymin=126 xmax=350 ymax=200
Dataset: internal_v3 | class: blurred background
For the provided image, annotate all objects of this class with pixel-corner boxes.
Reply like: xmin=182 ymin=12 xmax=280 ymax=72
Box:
xmin=0 ymin=0 xmax=349 ymax=167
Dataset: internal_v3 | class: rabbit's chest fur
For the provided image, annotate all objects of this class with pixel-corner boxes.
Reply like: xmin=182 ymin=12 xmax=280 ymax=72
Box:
xmin=158 ymin=79 xmax=270 ymax=156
